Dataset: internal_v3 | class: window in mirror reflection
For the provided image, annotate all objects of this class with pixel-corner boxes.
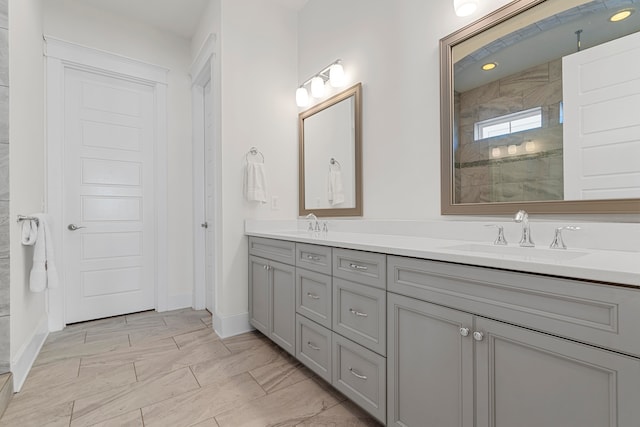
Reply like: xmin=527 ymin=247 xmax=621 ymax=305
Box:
xmin=452 ymin=0 xmax=640 ymax=205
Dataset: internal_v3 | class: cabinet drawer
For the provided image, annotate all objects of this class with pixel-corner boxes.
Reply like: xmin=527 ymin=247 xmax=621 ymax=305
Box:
xmin=333 ymin=278 xmax=386 ymax=355
xmin=388 ymin=255 xmax=640 ymax=357
xmin=296 ymin=314 xmax=332 ymax=382
xmin=333 ymin=248 xmax=386 ymax=289
xmin=296 ymin=269 xmax=332 ymax=329
xmin=249 ymin=237 xmax=295 ymax=265
xmin=332 ymin=333 xmax=386 ymax=423
xmin=296 ymin=243 xmax=332 ymax=275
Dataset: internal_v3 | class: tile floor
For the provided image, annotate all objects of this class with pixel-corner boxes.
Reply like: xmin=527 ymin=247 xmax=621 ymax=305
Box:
xmin=0 ymin=308 xmax=381 ymax=427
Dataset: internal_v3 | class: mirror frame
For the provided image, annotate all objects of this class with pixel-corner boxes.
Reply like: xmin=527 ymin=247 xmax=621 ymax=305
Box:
xmin=299 ymin=82 xmax=363 ymax=217
xmin=440 ymin=0 xmax=640 ymax=215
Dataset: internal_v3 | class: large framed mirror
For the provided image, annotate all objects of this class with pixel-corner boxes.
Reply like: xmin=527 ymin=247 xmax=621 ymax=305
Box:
xmin=299 ymin=83 xmax=362 ymax=217
xmin=441 ymin=0 xmax=640 ymax=215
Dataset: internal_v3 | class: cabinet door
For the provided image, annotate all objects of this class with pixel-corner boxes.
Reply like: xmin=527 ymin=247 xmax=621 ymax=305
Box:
xmin=475 ymin=317 xmax=640 ymax=427
xmin=249 ymin=255 xmax=270 ymax=336
xmin=270 ymin=260 xmax=296 ymax=355
xmin=387 ymin=293 xmax=474 ymax=427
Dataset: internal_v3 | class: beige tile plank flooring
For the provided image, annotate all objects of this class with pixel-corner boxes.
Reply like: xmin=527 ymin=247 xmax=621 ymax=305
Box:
xmin=0 ymin=309 xmax=381 ymax=427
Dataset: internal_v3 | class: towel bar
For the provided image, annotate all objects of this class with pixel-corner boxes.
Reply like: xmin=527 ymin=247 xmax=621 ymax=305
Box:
xmin=17 ymin=215 xmax=39 ymax=225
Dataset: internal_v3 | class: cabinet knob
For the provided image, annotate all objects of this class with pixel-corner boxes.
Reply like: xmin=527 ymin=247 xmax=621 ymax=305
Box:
xmin=459 ymin=327 xmax=470 ymax=337
xmin=473 ymin=331 xmax=484 ymax=341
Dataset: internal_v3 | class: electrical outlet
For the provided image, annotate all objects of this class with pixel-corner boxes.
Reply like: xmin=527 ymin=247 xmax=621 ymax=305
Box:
xmin=271 ymin=196 xmax=279 ymax=210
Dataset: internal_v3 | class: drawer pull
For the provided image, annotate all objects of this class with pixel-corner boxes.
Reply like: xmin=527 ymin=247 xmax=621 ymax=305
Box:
xmin=349 ymin=308 xmax=368 ymax=317
xmin=349 ymin=263 xmax=368 ymax=271
xmin=306 ymin=254 xmax=321 ymax=261
xmin=349 ymin=367 xmax=367 ymax=380
xmin=307 ymin=292 xmax=320 ymax=300
xmin=307 ymin=341 xmax=321 ymax=351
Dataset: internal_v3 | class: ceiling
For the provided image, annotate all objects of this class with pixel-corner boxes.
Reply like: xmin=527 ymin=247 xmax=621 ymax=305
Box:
xmin=81 ymin=0 xmax=309 ymax=40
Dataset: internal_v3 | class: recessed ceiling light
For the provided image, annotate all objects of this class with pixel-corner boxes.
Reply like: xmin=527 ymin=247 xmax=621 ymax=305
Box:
xmin=609 ymin=9 xmax=634 ymax=22
xmin=482 ymin=62 xmax=497 ymax=71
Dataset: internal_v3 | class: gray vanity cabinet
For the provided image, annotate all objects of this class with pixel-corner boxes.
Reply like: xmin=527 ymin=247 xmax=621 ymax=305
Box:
xmin=387 ymin=255 xmax=640 ymax=427
xmin=387 ymin=292 xmax=474 ymax=427
xmin=248 ymin=237 xmax=296 ymax=356
xmin=248 ymin=255 xmax=296 ymax=355
xmin=474 ymin=317 xmax=640 ymax=427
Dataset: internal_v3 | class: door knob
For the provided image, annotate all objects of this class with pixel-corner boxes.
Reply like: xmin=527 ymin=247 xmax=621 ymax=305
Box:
xmin=201 ymin=222 xmax=208 ymax=228
xmin=473 ymin=331 xmax=484 ymax=341
xmin=67 ymin=224 xmax=86 ymax=231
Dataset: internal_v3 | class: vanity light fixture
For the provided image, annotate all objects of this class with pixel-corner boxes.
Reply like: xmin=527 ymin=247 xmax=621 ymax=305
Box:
xmin=609 ymin=9 xmax=634 ymax=22
xmin=295 ymin=59 xmax=346 ymax=107
xmin=454 ymin=0 xmax=479 ymax=17
xmin=310 ymin=76 xmax=326 ymax=98
xmin=482 ymin=62 xmax=497 ymax=71
xmin=296 ymin=87 xmax=310 ymax=107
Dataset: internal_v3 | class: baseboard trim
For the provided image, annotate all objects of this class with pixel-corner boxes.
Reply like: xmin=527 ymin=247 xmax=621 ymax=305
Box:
xmin=166 ymin=293 xmax=193 ymax=311
xmin=213 ymin=312 xmax=253 ymax=339
xmin=10 ymin=315 xmax=49 ymax=392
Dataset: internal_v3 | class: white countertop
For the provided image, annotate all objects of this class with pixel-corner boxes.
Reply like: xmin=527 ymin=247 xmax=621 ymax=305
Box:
xmin=245 ymin=222 xmax=640 ymax=288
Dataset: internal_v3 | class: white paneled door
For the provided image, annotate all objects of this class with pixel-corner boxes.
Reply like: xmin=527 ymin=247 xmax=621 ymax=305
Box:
xmin=204 ymin=79 xmax=215 ymax=313
xmin=562 ymin=31 xmax=640 ymax=200
xmin=63 ymin=68 xmax=156 ymax=323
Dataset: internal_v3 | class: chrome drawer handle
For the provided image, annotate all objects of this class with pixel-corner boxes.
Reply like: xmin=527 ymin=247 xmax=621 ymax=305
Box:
xmin=306 ymin=254 xmax=321 ymax=261
xmin=307 ymin=341 xmax=320 ymax=351
xmin=349 ymin=308 xmax=368 ymax=317
xmin=349 ymin=367 xmax=367 ymax=380
xmin=349 ymin=263 xmax=368 ymax=271
xmin=307 ymin=292 xmax=320 ymax=300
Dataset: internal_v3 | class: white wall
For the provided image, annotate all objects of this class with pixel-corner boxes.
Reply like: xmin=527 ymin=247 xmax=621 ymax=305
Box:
xmin=8 ymin=0 xmax=48 ymax=366
xmin=42 ymin=1 xmax=195 ymax=304
xmin=213 ymin=0 xmax=299 ymax=323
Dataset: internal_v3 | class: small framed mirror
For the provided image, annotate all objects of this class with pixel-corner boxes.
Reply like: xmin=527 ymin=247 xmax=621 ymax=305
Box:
xmin=299 ymin=83 xmax=362 ymax=217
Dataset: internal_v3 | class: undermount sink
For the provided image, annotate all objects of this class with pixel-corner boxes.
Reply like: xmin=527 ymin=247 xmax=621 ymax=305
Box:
xmin=443 ymin=243 xmax=588 ymax=261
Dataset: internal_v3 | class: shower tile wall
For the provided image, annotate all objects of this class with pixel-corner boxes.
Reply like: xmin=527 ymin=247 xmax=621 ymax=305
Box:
xmin=455 ymin=59 xmax=564 ymax=204
xmin=0 ymin=0 xmax=9 ymax=374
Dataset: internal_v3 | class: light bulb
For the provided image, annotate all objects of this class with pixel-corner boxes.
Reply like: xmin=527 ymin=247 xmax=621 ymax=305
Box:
xmin=329 ymin=63 xmax=345 ymax=87
xmin=454 ymin=0 xmax=479 ymax=17
xmin=310 ymin=76 xmax=325 ymax=98
xmin=507 ymin=144 xmax=517 ymax=155
xmin=296 ymin=87 xmax=309 ymax=107
xmin=491 ymin=147 xmax=501 ymax=158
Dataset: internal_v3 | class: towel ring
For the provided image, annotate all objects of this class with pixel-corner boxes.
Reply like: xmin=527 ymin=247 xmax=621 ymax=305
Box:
xmin=246 ymin=147 xmax=265 ymax=163
xmin=329 ymin=158 xmax=341 ymax=170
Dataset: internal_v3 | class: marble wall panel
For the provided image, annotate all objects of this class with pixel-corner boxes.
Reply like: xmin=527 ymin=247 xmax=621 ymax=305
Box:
xmin=0 ymin=201 xmax=8 ymax=259
xmin=0 ymin=28 xmax=7 ymax=87
xmin=0 ymin=86 xmax=7 ymax=144
xmin=0 ymin=259 xmax=7 ymax=316
xmin=0 ymin=316 xmax=8 ymax=373
xmin=0 ymin=0 xmax=6 ymax=30
xmin=0 ymin=142 xmax=7 ymax=200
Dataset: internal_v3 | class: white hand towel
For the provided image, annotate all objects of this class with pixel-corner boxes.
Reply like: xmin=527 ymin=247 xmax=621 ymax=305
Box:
xmin=245 ymin=161 xmax=268 ymax=203
xmin=21 ymin=218 xmax=38 ymax=246
xmin=29 ymin=214 xmax=59 ymax=292
xmin=327 ymin=170 xmax=345 ymax=206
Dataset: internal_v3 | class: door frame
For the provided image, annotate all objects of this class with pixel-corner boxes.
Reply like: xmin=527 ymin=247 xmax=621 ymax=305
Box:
xmin=191 ymin=34 xmax=222 ymax=313
xmin=44 ymin=36 xmax=169 ymax=331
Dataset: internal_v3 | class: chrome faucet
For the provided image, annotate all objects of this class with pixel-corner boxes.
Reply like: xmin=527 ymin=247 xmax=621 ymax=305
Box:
xmin=305 ymin=213 xmax=320 ymax=232
xmin=514 ymin=210 xmax=534 ymax=247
